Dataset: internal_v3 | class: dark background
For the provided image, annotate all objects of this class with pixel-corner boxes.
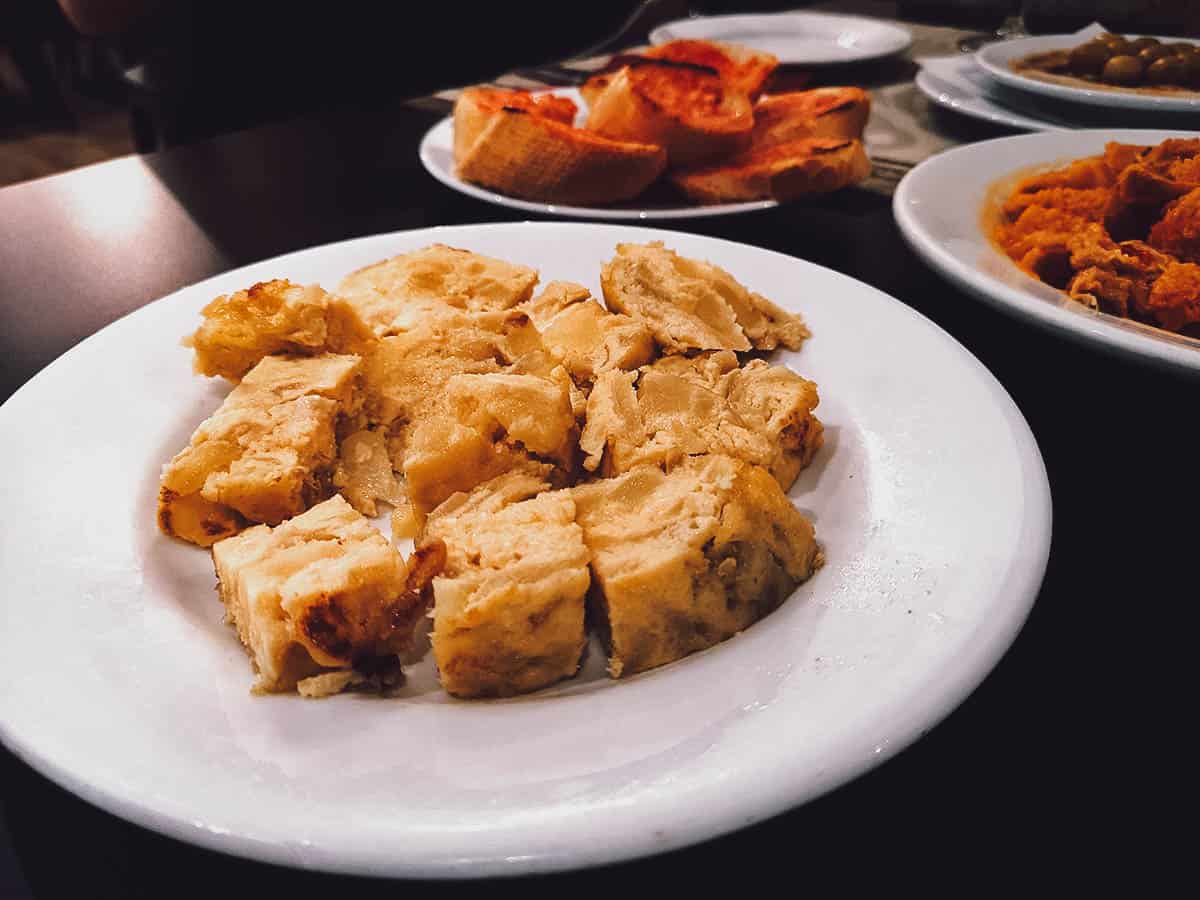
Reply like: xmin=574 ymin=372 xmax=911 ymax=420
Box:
xmin=1 ymin=1 xmax=1196 ymax=896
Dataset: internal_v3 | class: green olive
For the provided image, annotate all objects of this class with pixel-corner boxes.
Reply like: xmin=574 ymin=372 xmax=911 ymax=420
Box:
xmin=1069 ymin=41 xmax=1115 ymax=75
xmin=1102 ymin=54 xmax=1144 ymax=85
xmin=1129 ymin=37 xmax=1161 ymax=52
xmin=1138 ymin=44 xmax=1173 ymax=62
xmin=1146 ymin=55 xmax=1184 ymax=85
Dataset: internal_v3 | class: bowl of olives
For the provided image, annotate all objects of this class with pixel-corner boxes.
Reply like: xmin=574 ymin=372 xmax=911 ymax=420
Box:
xmin=1067 ymin=34 xmax=1200 ymax=89
xmin=975 ymin=29 xmax=1200 ymax=113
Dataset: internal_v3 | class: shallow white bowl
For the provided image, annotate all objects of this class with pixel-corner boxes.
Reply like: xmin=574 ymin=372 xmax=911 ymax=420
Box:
xmin=975 ymin=32 xmax=1200 ymax=114
xmin=894 ymin=129 xmax=1200 ymax=373
xmin=0 ymin=222 xmax=1049 ymax=878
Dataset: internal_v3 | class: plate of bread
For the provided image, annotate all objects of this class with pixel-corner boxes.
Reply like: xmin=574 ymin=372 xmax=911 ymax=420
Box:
xmin=0 ymin=222 xmax=1049 ymax=877
xmin=420 ymin=39 xmax=873 ymax=218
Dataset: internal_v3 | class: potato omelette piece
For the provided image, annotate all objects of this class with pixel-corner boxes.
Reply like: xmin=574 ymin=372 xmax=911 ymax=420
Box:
xmin=601 ymin=241 xmax=809 ymax=353
xmin=186 ymin=279 xmax=376 ymax=382
xmin=158 ymin=354 xmax=364 ymax=547
xmin=579 ymin=350 xmax=822 ymax=491
xmin=332 ymin=428 xmax=406 ymax=517
xmin=572 ymin=455 xmax=821 ymax=679
xmin=422 ymin=471 xmax=591 ymax=698
xmin=520 ymin=281 xmax=656 ymax=384
xmin=212 ymin=494 xmax=445 ymax=695
xmin=358 ymin=307 xmax=548 ymax=468
xmin=337 ymin=244 xmax=539 ymax=336
xmin=403 ymin=367 xmax=579 ymax=514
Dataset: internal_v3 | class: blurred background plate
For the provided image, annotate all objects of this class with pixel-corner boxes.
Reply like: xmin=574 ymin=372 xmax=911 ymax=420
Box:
xmin=650 ymin=12 xmax=912 ymax=66
xmin=975 ymin=32 xmax=1200 ymax=113
xmin=418 ymin=88 xmax=778 ymax=220
xmin=915 ymin=56 xmax=1069 ymax=131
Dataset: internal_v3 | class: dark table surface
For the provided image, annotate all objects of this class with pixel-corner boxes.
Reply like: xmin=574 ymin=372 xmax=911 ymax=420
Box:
xmin=1 ymin=65 xmax=1194 ymax=897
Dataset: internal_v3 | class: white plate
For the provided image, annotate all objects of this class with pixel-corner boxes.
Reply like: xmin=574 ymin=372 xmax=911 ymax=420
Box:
xmin=894 ymin=129 xmax=1200 ymax=373
xmin=975 ymin=32 xmax=1200 ymax=114
xmin=916 ymin=56 xmax=1070 ymax=131
xmin=419 ymin=88 xmax=777 ymax=221
xmin=0 ymin=222 xmax=1050 ymax=878
xmin=650 ymin=12 xmax=912 ymax=66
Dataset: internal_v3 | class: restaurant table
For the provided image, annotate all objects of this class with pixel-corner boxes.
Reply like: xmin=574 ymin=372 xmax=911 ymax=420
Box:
xmin=0 ymin=5 xmax=1193 ymax=897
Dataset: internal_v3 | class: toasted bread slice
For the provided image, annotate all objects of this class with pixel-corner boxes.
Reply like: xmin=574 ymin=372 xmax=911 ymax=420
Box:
xmin=457 ymin=106 xmax=666 ymax=205
xmin=453 ymin=87 xmax=577 ymax=164
xmin=752 ymin=87 xmax=871 ymax=148
xmin=645 ymin=39 xmax=778 ymax=99
xmin=580 ymin=70 xmax=613 ymax=109
xmin=671 ymin=137 xmax=870 ymax=204
xmin=581 ymin=40 xmax=777 ymax=108
xmin=584 ymin=61 xmax=753 ymax=167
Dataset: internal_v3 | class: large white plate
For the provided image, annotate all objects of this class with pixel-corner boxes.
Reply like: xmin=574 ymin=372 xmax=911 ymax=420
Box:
xmin=419 ymin=88 xmax=777 ymax=220
xmin=650 ymin=12 xmax=912 ymax=66
xmin=916 ymin=55 xmax=1070 ymax=132
xmin=894 ymin=129 xmax=1200 ymax=373
xmin=975 ymin=32 xmax=1200 ymax=114
xmin=0 ymin=223 xmax=1050 ymax=878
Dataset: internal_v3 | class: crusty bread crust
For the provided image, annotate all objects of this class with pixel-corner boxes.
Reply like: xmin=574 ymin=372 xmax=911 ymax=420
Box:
xmin=671 ymin=137 xmax=871 ymax=204
xmin=584 ymin=62 xmax=753 ymax=167
xmin=457 ymin=106 xmax=667 ymax=205
xmin=645 ymin=39 xmax=778 ymax=99
xmin=453 ymin=87 xmax=577 ymax=164
xmin=582 ymin=40 xmax=778 ymax=110
xmin=752 ymin=87 xmax=871 ymax=148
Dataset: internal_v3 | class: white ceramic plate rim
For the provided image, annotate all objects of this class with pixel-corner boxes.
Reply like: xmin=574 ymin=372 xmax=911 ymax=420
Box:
xmin=915 ymin=64 xmax=1065 ymax=131
xmin=418 ymin=89 xmax=778 ymax=221
xmin=649 ymin=12 xmax=912 ymax=65
xmin=0 ymin=222 xmax=1050 ymax=878
xmin=975 ymin=33 xmax=1200 ymax=113
xmin=894 ymin=128 xmax=1200 ymax=373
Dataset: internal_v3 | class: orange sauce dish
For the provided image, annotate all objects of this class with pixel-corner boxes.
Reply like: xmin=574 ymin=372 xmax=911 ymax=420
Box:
xmin=992 ymin=137 xmax=1200 ymax=336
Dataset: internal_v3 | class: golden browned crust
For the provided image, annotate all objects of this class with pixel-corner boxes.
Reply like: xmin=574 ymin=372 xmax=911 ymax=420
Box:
xmin=186 ymin=279 xmax=375 ymax=382
xmin=584 ymin=63 xmax=753 ymax=167
xmin=454 ymin=86 xmax=578 ymax=162
xmin=671 ymin=137 xmax=871 ymax=204
xmin=457 ymin=106 xmax=667 ymax=205
xmin=644 ymin=39 xmax=778 ymax=99
xmin=751 ymin=87 xmax=871 ymax=148
xmin=212 ymin=495 xmax=445 ymax=694
xmin=158 ymin=354 xmax=364 ymax=546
